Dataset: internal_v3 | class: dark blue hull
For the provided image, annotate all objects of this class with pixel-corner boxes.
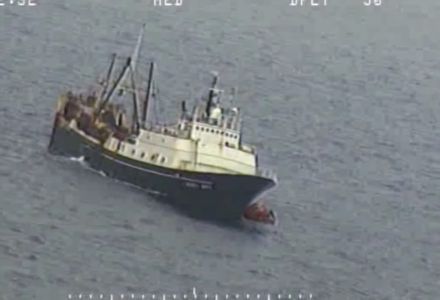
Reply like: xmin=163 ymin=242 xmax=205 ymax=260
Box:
xmin=48 ymin=120 xmax=276 ymax=221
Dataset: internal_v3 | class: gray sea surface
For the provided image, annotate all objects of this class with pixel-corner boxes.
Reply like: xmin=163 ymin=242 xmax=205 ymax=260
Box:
xmin=1 ymin=0 xmax=440 ymax=299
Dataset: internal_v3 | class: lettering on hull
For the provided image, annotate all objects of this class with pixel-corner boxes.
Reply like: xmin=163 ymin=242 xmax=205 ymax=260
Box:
xmin=184 ymin=182 xmax=214 ymax=190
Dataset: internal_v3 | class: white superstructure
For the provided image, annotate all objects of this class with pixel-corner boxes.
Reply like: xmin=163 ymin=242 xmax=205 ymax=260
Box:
xmin=103 ymin=78 xmax=258 ymax=175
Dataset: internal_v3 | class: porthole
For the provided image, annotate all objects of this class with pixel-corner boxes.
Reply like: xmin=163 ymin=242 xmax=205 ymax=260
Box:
xmin=160 ymin=157 xmax=166 ymax=164
xmin=140 ymin=152 xmax=145 ymax=158
xmin=131 ymin=149 xmax=135 ymax=155
xmin=195 ymin=126 xmax=199 ymax=130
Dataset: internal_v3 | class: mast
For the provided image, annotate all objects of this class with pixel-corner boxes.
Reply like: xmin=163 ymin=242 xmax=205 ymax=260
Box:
xmin=97 ymin=57 xmax=132 ymax=114
xmin=129 ymin=64 xmax=140 ymax=133
xmin=121 ymin=24 xmax=145 ymax=85
xmin=117 ymin=24 xmax=145 ymax=91
xmin=97 ymin=25 xmax=145 ymax=116
xmin=142 ymin=61 xmax=155 ymax=128
xmin=131 ymin=24 xmax=145 ymax=73
xmin=98 ymin=53 xmax=117 ymax=104
xmin=206 ymin=74 xmax=219 ymax=117
xmin=181 ymin=100 xmax=187 ymax=120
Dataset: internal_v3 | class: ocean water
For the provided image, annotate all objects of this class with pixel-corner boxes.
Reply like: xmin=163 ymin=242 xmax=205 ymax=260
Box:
xmin=1 ymin=0 xmax=440 ymax=299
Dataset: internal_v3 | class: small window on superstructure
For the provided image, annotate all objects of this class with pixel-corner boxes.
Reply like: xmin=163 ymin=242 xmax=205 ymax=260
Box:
xmin=131 ymin=149 xmax=136 ymax=155
xmin=140 ymin=152 xmax=145 ymax=158
xmin=160 ymin=156 xmax=166 ymax=164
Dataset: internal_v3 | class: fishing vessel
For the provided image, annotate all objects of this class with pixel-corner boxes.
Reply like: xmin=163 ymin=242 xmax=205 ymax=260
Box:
xmin=48 ymin=26 xmax=278 ymax=224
